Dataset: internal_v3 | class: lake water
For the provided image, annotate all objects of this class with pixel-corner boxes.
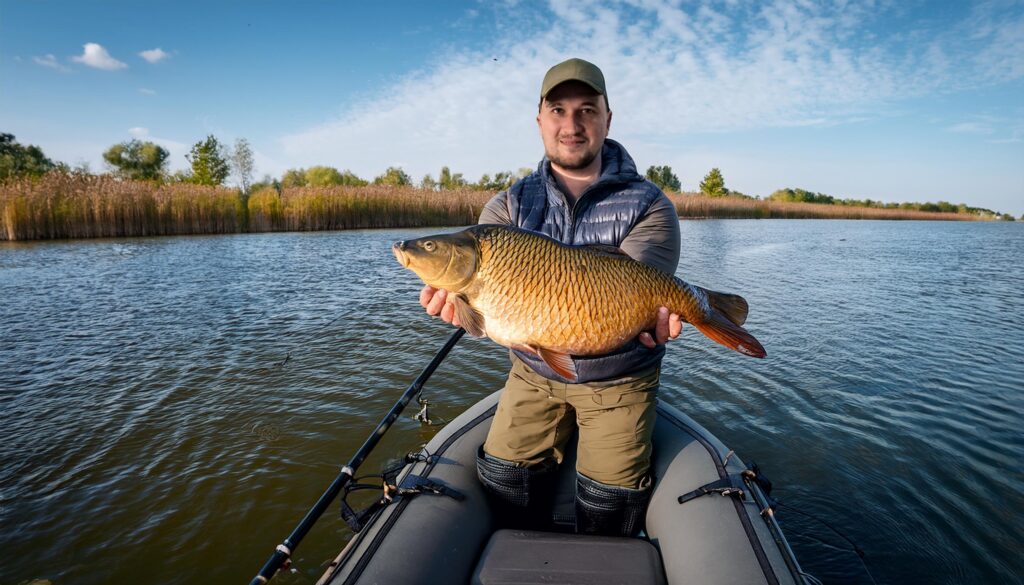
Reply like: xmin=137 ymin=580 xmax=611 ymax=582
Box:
xmin=1 ymin=220 xmax=1022 ymax=585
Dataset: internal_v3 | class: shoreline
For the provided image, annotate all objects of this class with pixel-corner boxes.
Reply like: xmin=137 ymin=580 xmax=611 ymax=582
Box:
xmin=1 ymin=175 xmax=1006 ymax=242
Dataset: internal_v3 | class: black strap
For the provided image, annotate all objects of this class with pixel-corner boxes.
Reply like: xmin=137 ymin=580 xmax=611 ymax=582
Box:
xmin=400 ymin=475 xmax=466 ymax=501
xmin=341 ymin=474 xmax=465 ymax=532
xmin=677 ymin=476 xmax=746 ymax=505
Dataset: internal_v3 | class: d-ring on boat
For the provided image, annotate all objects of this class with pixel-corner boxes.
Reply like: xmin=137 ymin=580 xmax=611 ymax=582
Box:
xmin=250 ymin=330 xmax=811 ymax=585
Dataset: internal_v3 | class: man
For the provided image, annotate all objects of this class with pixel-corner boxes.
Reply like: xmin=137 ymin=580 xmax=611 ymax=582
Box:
xmin=420 ymin=58 xmax=682 ymax=537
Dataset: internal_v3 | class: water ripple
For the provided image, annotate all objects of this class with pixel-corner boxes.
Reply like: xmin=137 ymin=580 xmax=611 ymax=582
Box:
xmin=1 ymin=222 xmax=1022 ymax=584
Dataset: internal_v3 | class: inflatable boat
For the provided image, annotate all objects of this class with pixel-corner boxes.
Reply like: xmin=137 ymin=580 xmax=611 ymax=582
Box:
xmin=317 ymin=387 xmax=809 ymax=585
xmin=250 ymin=330 xmax=810 ymax=585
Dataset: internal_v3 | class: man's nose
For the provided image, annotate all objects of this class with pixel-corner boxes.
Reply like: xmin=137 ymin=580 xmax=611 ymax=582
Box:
xmin=562 ymin=112 xmax=585 ymax=132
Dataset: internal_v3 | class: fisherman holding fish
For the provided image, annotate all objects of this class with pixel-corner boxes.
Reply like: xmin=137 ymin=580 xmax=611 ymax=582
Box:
xmin=398 ymin=58 xmax=764 ymax=537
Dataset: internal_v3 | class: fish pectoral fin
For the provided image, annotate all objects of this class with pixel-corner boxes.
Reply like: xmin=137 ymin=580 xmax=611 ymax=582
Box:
xmin=537 ymin=347 xmax=578 ymax=382
xmin=511 ymin=343 xmax=539 ymax=356
xmin=449 ymin=293 xmax=486 ymax=337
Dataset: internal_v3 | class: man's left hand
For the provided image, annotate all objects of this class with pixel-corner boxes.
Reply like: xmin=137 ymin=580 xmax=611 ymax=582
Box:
xmin=639 ymin=306 xmax=683 ymax=348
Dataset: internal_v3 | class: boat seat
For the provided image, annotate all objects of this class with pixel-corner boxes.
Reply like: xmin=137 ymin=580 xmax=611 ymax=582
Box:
xmin=471 ymin=529 xmax=667 ymax=585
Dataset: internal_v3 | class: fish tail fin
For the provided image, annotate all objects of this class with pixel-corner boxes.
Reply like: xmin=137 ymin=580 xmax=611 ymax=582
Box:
xmin=698 ymin=287 xmax=749 ymax=326
xmin=691 ymin=310 xmax=766 ymax=358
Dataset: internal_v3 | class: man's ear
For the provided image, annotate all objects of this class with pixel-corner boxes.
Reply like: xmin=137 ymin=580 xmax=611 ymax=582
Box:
xmin=606 ymin=110 xmax=613 ymax=133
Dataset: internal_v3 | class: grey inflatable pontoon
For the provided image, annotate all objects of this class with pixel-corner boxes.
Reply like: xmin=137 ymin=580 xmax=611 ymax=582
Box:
xmin=318 ymin=390 xmax=809 ymax=585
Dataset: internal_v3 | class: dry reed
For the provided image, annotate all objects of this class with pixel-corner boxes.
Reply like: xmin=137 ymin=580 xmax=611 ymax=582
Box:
xmin=0 ymin=173 xmax=243 ymax=240
xmin=1 ymin=173 xmax=986 ymax=242
xmin=246 ymin=185 xmax=492 ymax=232
xmin=666 ymin=192 xmax=979 ymax=221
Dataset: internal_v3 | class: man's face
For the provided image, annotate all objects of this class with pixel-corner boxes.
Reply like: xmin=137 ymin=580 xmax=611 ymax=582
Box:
xmin=537 ymin=81 xmax=612 ymax=171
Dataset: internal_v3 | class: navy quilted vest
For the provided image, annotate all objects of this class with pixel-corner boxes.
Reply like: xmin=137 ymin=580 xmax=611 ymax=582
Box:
xmin=505 ymin=139 xmax=666 ymax=383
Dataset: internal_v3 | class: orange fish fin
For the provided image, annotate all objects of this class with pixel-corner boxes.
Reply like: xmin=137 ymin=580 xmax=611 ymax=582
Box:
xmin=583 ymin=244 xmax=630 ymax=258
xmin=702 ymin=288 xmax=750 ymax=326
xmin=691 ymin=311 xmax=766 ymax=358
xmin=511 ymin=343 xmax=539 ymax=356
xmin=537 ymin=347 xmax=578 ymax=382
xmin=449 ymin=293 xmax=486 ymax=337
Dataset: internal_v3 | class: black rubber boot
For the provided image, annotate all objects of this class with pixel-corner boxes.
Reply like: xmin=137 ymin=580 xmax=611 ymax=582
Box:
xmin=476 ymin=446 xmax=557 ymax=530
xmin=575 ymin=472 xmax=652 ymax=537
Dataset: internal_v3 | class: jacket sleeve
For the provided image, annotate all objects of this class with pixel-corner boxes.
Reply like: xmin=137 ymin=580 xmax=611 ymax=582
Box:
xmin=619 ymin=191 xmax=680 ymax=275
xmin=478 ymin=190 xmax=513 ymax=225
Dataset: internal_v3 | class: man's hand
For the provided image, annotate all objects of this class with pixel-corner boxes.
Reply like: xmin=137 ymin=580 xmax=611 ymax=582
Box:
xmin=639 ymin=306 xmax=682 ymax=348
xmin=420 ymin=285 xmax=461 ymax=327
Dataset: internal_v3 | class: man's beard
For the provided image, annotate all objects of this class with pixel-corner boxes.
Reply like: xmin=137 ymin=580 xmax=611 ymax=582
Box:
xmin=547 ymin=146 xmax=601 ymax=170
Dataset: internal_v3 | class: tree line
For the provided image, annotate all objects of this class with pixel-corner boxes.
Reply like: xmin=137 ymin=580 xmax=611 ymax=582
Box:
xmin=767 ymin=187 xmax=1013 ymax=220
xmin=1 ymin=132 xmax=1016 ymax=220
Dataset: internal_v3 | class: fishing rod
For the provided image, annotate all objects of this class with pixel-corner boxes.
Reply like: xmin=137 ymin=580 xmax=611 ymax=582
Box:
xmin=248 ymin=327 xmax=466 ymax=585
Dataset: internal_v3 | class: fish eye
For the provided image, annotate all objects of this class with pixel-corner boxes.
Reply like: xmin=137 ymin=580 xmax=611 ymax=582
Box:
xmin=423 ymin=241 xmax=436 ymax=252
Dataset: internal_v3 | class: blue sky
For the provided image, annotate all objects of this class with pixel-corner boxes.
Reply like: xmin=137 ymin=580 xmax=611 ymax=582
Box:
xmin=2 ymin=0 xmax=1022 ymax=216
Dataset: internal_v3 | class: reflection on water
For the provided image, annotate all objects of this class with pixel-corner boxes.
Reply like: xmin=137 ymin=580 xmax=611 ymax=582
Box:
xmin=1 ymin=221 xmax=1022 ymax=585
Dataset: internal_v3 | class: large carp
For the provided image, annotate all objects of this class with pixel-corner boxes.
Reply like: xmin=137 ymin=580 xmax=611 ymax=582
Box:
xmin=393 ymin=225 xmax=765 ymax=381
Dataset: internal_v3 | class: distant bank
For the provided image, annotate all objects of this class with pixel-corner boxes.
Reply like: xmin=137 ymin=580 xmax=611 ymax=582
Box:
xmin=0 ymin=173 xmax=1004 ymax=241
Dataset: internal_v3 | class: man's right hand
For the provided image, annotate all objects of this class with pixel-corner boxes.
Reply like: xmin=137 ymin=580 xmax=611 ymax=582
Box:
xmin=420 ymin=285 xmax=461 ymax=327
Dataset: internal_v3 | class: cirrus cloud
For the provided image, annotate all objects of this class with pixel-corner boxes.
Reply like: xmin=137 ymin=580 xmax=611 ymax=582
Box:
xmin=279 ymin=0 xmax=1024 ymax=182
xmin=33 ymin=54 xmax=69 ymax=72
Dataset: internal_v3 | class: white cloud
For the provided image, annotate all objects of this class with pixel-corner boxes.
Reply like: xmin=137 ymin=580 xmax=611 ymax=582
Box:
xmin=139 ymin=48 xmax=170 ymax=63
xmin=139 ymin=88 xmax=157 ymax=96
xmin=129 ymin=127 xmax=150 ymax=138
xmin=71 ymin=43 xmax=127 ymax=70
xmin=275 ymin=0 xmax=1024 ymax=185
xmin=33 ymin=54 xmax=69 ymax=72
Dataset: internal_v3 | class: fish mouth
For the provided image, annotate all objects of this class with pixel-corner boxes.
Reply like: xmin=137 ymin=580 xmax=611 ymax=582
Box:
xmin=392 ymin=242 xmax=409 ymax=267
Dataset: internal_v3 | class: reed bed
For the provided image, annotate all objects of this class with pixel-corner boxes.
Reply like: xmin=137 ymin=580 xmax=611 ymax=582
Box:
xmin=247 ymin=185 xmax=491 ymax=232
xmin=1 ymin=173 xmax=985 ymax=241
xmin=0 ymin=173 xmax=243 ymax=240
xmin=666 ymin=192 xmax=978 ymax=221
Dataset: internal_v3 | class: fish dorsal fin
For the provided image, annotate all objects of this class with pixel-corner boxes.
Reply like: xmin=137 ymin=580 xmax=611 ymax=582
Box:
xmin=536 ymin=347 xmax=577 ymax=382
xmin=449 ymin=293 xmax=486 ymax=337
xmin=582 ymin=244 xmax=630 ymax=258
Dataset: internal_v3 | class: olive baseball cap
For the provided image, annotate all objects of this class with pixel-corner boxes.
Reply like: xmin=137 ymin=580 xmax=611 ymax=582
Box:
xmin=540 ymin=58 xmax=607 ymax=104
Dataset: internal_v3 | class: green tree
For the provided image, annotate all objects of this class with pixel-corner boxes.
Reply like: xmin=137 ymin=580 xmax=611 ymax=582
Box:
xmin=250 ymin=173 xmax=282 ymax=194
xmin=230 ymin=138 xmax=255 ymax=195
xmin=645 ymin=165 xmax=681 ymax=192
xmin=305 ymin=165 xmax=344 ymax=186
xmin=373 ymin=166 xmax=412 ymax=186
xmin=0 ymin=133 xmax=56 ymax=179
xmin=474 ymin=171 xmax=516 ymax=191
xmin=338 ymin=170 xmax=368 ymax=186
xmin=102 ymin=139 xmax=169 ymax=181
xmin=699 ymin=168 xmax=727 ymax=197
xmin=420 ymin=174 xmax=438 ymax=190
xmin=186 ymin=135 xmax=230 ymax=186
xmin=438 ymin=166 xmax=466 ymax=190
xmin=281 ymin=168 xmax=307 ymax=188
